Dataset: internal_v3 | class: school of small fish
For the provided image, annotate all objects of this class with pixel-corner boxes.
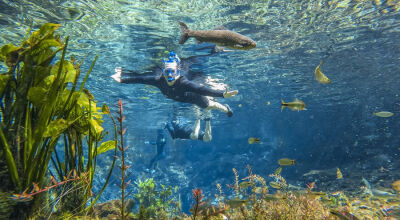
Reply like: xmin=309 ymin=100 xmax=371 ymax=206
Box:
xmin=175 ymin=21 xmax=399 ymax=216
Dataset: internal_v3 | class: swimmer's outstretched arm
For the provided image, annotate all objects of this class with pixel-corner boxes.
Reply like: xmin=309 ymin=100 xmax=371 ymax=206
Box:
xmin=111 ymin=67 xmax=159 ymax=86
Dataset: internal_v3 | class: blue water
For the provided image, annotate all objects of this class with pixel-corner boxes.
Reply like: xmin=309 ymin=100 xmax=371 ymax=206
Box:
xmin=1 ymin=0 xmax=400 ymax=214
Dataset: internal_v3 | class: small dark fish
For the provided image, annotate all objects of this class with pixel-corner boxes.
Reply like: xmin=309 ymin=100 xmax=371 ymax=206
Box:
xmin=179 ymin=21 xmax=256 ymax=50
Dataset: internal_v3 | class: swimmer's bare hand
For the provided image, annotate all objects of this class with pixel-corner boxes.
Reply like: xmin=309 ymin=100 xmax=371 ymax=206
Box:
xmin=111 ymin=67 xmax=122 ymax=82
xmin=223 ymin=90 xmax=238 ymax=98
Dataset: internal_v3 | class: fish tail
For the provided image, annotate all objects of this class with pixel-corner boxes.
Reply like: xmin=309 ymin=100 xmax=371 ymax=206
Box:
xmin=179 ymin=21 xmax=190 ymax=44
xmin=281 ymin=100 xmax=286 ymax=112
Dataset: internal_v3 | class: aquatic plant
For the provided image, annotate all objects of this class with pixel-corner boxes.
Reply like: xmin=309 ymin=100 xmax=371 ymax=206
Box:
xmin=0 ymin=23 xmax=117 ymax=218
xmin=217 ymin=166 xmax=331 ymax=219
xmin=115 ymin=98 xmax=131 ymax=220
xmin=0 ymin=190 xmax=15 ymax=219
xmin=133 ymin=178 xmax=181 ymax=219
xmin=191 ymin=188 xmax=204 ymax=220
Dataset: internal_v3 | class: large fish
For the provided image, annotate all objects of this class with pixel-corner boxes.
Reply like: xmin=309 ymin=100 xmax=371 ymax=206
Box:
xmin=179 ymin=21 xmax=257 ymax=50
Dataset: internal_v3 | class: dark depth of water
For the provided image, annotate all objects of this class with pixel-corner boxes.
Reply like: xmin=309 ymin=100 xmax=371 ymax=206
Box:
xmin=1 ymin=0 xmax=400 ymax=213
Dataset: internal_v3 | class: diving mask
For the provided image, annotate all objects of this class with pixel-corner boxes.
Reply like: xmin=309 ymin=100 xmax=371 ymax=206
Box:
xmin=162 ymin=52 xmax=181 ymax=82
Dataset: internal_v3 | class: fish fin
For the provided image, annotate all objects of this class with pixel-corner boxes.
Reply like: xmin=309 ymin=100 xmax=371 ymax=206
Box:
xmin=179 ymin=21 xmax=190 ymax=44
xmin=213 ymin=25 xmax=228 ymax=30
xmin=281 ymin=100 xmax=285 ymax=112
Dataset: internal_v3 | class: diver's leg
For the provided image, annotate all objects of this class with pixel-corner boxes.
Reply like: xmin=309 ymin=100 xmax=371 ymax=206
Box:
xmin=190 ymin=118 xmax=201 ymax=140
xmin=206 ymin=100 xmax=233 ymax=117
xmin=202 ymin=118 xmax=212 ymax=142
xmin=149 ymin=152 xmax=166 ymax=170
xmin=148 ymin=156 xmax=156 ymax=169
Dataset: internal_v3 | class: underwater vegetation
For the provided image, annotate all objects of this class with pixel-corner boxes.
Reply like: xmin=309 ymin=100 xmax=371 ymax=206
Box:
xmin=0 ymin=23 xmax=117 ymax=218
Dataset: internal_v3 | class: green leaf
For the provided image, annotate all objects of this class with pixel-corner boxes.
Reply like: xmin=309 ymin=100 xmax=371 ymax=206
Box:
xmin=0 ymin=44 xmax=20 ymax=60
xmin=39 ymin=39 xmax=62 ymax=49
xmin=50 ymin=61 xmax=76 ymax=83
xmin=27 ymin=86 xmax=48 ymax=106
xmin=76 ymin=91 xmax=97 ymax=112
xmin=38 ymin=23 xmax=61 ymax=36
xmin=43 ymin=75 xmax=55 ymax=87
xmin=34 ymin=66 xmax=52 ymax=86
xmin=0 ymin=127 xmax=20 ymax=189
xmin=43 ymin=118 xmax=70 ymax=137
xmin=0 ymin=74 xmax=10 ymax=96
xmin=36 ymin=48 xmax=56 ymax=66
xmin=101 ymin=103 xmax=110 ymax=115
xmin=96 ymin=140 xmax=116 ymax=155
xmin=0 ymin=44 xmax=22 ymax=67
xmin=29 ymin=23 xmax=61 ymax=45
xmin=89 ymin=118 xmax=103 ymax=135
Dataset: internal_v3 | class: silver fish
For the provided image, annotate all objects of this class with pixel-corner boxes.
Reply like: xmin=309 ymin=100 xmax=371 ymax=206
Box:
xmin=179 ymin=21 xmax=256 ymax=50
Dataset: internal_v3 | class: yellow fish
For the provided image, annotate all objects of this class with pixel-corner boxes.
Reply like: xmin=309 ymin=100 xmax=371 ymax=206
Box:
xmin=373 ymin=111 xmax=394 ymax=118
xmin=278 ymin=158 xmax=295 ymax=166
xmin=281 ymin=99 xmax=306 ymax=111
xmin=314 ymin=61 xmax=331 ymax=84
xmin=336 ymin=168 xmax=343 ymax=179
xmin=248 ymin=137 xmax=260 ymax=144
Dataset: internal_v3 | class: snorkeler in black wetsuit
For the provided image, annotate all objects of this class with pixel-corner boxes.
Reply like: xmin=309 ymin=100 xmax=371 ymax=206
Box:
xmin=148 ymin=129 xmax=167 ymax=169
xmin=166 ymin=117 xmax=212 ymax=142
xmin=110 ymin=52 xmax=238 ymax=117
xmin=148 ymin=117 xmax=211 ymax=169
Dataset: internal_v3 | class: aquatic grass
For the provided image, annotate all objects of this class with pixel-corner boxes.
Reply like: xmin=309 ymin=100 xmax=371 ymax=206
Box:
xmin=0 ymin=23 xmax=117 ymax=218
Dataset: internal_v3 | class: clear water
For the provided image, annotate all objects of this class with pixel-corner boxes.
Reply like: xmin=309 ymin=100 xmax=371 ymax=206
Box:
xmin=1 ymin=0 xmax=400 ymax=213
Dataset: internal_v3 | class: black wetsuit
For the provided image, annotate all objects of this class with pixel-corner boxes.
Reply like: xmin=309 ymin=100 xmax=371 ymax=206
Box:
xmin=120 ymin=70 xmax=224 ymax=108
xmin=165 ymin=120 xmax=205 ymax=140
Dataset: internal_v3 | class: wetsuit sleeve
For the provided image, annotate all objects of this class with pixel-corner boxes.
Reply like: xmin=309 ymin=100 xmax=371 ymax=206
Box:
xmin=182 ymin=78 xmax=224 ymax=97
xmin=120 ymin=70 xmax=159 ymax=86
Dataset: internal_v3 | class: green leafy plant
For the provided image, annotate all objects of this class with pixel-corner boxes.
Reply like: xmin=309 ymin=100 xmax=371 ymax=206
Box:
xmin=0 ymin=23 xmax=117 ymax=218
xmin=133 ymin=178 xmax=181 ymax=219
